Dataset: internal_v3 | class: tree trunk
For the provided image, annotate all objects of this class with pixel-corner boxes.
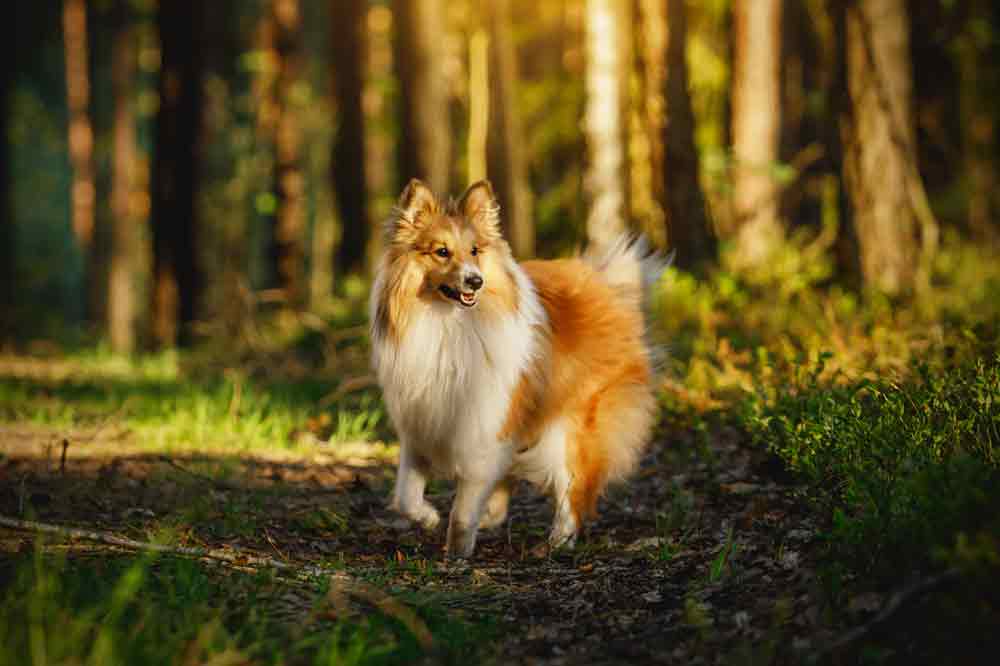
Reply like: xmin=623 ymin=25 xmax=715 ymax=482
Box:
xmin=655 ymin=0 xmax=715 ymax=269
xmin=843 ymin=0 xmax=932 ymax=295
xmin=486 ymin=0 xmax=533 ymax=259
xmin=584 ymin=0 xmax=629 ymax=251
xmin=956 ymin=2 xmax=997 ymax=241
xmin=108 ymin=7 xmax=140 ymax=353
xmin=730 ymin=0 xmax=783 ymax=269
xmin=0 ymin=42 xmax=11 ymax=340
xmin=63 ymin=0 xmax=102 ymax=322
xmin=332 ymin=0 xmax=369 ymax=275
xmin=270 ymin=0 xmax=306 ymax=307
xmin=393 ymin=0 xmax=452 ymax=194
xmin=467 ymin=27 xmax=489 ymax=184
xmin=151 ymin=0 xmax=203 ymax=347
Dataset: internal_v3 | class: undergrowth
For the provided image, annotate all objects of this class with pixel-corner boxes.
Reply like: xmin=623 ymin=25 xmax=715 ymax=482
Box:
xmin=0 ymin=547 xmax=491 ymax=666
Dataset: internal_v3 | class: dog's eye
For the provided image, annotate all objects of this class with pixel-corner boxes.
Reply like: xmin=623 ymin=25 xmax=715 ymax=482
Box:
xmin=435 ymin=247 xmax=451 ymax=259
xmin=471 ymin=246 xmax=479 ymax=256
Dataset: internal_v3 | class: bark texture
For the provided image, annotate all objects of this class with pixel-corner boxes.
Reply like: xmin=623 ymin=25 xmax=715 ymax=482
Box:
xmin=843 ymin=0 xmax=927 ymax=295
xmin=730 ymin=0 xmax=783 ymax=268
xmin=151 ymin=0 xmax=203 ymax=347
xmin=393 ymin=0 xmax=452 ymax=194
xmin=332 ymin=0 xmax=369 ymax=275
xmin=657 ymin=0 xmax=715 ymax=268
xmin=487 ymin=0 xmax=533 ymax=258
xmin=584 ymin=0 xmax=629 ymax=251
xmin=109 ymin=11 xmax=140 ymax=353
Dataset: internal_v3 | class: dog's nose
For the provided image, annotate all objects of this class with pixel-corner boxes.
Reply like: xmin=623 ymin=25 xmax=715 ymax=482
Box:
xmin=465 ymin=274 xmax=484 ymax=291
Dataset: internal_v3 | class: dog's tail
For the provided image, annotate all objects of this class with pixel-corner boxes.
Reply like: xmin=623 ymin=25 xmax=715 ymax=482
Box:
xmin=583 ymin=234 xmax=670 ymax=313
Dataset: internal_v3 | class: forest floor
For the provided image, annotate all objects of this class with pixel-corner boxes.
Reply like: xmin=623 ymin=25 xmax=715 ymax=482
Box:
xmin=0 ymin=344 xmax=995 ymax=665
xmin=0 ymin=418 xmax=830 ymax=665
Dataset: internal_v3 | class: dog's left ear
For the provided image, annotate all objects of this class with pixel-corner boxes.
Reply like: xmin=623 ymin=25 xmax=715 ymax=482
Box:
xmin=458 ymin=180 xmax=501 ymax=239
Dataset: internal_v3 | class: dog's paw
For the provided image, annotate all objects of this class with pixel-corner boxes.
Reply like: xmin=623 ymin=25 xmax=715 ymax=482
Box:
xmin=411 ymin=502 xmax=441 ymax=531
xmin=445 ymin=523 xmax=477 ymax=558
xmin=529 ymin=531 xmax=577 ymax=558
xmin=389 ymin=498 xmax=441 ymax=531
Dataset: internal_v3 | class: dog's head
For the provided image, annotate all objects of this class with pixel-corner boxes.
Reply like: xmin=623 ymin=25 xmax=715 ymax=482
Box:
xmin=386 ymin=179 xmax=507 ymax=310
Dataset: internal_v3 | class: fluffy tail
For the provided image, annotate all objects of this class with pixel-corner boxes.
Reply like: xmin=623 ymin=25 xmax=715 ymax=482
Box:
xmin=583 ymin=234 xmax=670 ymax=312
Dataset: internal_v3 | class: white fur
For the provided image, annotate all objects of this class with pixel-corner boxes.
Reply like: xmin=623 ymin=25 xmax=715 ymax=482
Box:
xmin=372 ymin=234 xmax=660 ymax=557
xmin=511 ymin=418 xmax=577 ymax=547
xmin=371 ymin=254 xmax=546 ymax=556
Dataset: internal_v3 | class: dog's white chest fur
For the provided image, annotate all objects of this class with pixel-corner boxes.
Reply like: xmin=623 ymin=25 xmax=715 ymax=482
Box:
xmin=372 ymin=265 xmax=544 ymax=478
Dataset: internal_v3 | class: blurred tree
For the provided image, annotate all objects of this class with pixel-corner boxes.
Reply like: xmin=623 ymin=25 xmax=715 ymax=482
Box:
xmin=0 ymin=37 xmax=10 ymax=340
xmin=108 ymin=1 xmax=140 ymax=353
xmin=269 ymin=0 xmax=306 ymax=307
xmin=729 ymin=0 xmax=783 ymax=269
xmin=843 ymin=0 xmax=937 ymax=295
xmin=584 ymin=0 xmax=629 ymax=250
xmin=151 ymin=0 xmax=204 ymax=347
xmin=63 ymin=0 xmax=103 ymax=322
xmin=393 ymin=0 xmax=452 ymax=195
xmin=332 ymin=0 xmax=369 ymax=275
xmin=955 ymin=0 xmax=998 ymax=240
xmin=467 ymin=26 xmax=488 ymax=184
xmin=487 ymin=0 xmax=533 ymax=258
xmin=641 ymin=0 xmax=715 ymax=269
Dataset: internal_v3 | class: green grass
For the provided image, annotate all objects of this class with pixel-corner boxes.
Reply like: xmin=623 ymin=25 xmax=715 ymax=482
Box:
xmin=0 ymin=353 xmax=389 ymax=455
xmin=0 ymin=546 xmax=493 ymax=666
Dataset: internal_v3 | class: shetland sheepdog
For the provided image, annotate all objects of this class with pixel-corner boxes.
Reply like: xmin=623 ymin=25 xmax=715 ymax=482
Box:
xmin=370 ymin=178 xmax=663 ymax=557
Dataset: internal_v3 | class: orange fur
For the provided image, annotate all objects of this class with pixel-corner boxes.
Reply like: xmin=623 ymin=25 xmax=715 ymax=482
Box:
xmin=502 ymin=259 xmax=657 ymax=524
xmin=374 ymin=178 xmax=661 ymax=556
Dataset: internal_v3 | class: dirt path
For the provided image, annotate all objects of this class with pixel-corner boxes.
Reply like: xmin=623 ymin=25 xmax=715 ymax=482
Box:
xmin=1 ymin=423 xmax=833 ymax=664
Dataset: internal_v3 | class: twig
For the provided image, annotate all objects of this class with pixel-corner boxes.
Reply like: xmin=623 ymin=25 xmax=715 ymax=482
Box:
xmin=0 ymin=514 xmax=434 ymax=649
xmin=319 ymin=374 xmax=376 ymax=407
xmin=812 ymin=568 xmax=962 ymax=662
xmin=0 ymin=514 xmax=324 ymax=575
xmin=60 ymin=438 xmax=69 ymax=474
xmin=329 ymin=579 xmax=434 ymax=651
xmin=157 ymin=455 xmax=248 ymax=492
xmin=155 ymin=455 xmax=348 ymax=495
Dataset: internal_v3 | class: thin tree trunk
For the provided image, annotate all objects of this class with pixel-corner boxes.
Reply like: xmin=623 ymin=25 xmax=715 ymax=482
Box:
xmin=151 ymin=0 xmax=203 ymax=347
xmin=63 ymin=0 xmax=101 ymax=321
xmin=843 ymin=0 xmax=932 ymax=295
xmin=730 ymin=0 xmax=783 ymax=269
xmin=657 ymin=0 xmax=715 ymax=269
xmin=467 ymin=28 xmax=489 ymax=184
xmin=584 ymin=0 xmax=629 ymax=251
xmin=0 ymin=47 xmax=11 ymax=340
xmin=271 ymin=0 xmax=305 ymax=307
xmin=332 ymin=0 xmax=369 ymax=276
xmin=108 ymin=7 xmax=139 ymax=353
xmin=393 ymin=0 xmax=451 ymax=194
xmin=956 ymin=3 xmax=997 ymax=240
xmin=487 ymin=0 xmax=533 ymax=259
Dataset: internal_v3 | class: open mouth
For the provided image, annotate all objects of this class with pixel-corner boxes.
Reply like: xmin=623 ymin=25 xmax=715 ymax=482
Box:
xmin=439 ymin=284 xmax=478 ymax=308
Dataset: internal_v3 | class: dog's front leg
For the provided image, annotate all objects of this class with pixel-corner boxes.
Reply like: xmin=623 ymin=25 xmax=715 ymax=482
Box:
xmin=390 ymin=443 xmax=440 ymax=530
xmin=446 ymin=476 xmax=499 ymax=558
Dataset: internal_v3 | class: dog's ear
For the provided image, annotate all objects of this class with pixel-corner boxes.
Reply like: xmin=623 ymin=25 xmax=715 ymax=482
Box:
xmin=458 ymin=180 xmax=501 ymax=239
xmin=396 ymin=178 xmax=438 ymax=227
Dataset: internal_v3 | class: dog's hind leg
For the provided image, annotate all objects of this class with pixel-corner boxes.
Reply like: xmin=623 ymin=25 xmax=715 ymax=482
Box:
xmin=478 ymin=480 xmax=512 ymax=530
xmin=390 ymin=442 xmax=440 ymax=530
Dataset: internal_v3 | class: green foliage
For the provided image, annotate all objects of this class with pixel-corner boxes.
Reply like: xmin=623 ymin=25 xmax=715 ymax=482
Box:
xmin=0 ymin=546 xmax=492 ymax=666
xmin=652 ymin=233 xmax=1000 ymax=409
xmin=741 ymin=346 xmax=1000 ymax=578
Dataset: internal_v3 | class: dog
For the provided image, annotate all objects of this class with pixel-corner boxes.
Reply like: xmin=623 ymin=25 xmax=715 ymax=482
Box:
xmin=370 ymin=178 xmax=663 ymax=557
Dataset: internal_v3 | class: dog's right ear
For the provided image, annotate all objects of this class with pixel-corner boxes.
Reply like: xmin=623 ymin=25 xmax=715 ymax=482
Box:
xmin=396 ymin=178 xmax=438 ymax=228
